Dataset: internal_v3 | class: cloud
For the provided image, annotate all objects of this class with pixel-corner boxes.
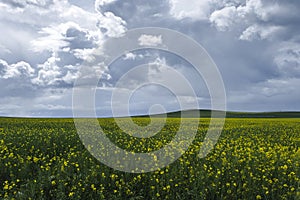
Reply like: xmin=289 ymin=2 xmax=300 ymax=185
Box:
xmin=95 ymin=0 xmax=127 ymax=38
xmin=30 ymin=52 xmax=97 ymax=87
xmin=1 ymin=0 xmax=55 ymax=8
xmin=209 ymin=6 xmax=239 ymax=31
xmin=31 ymin=23 xmax=73 ymax=53
xmin=94 ymin=0 xmax=170 ymax=28
xmin=138 ymin=34 xmax=163 ymax=47
xmin=0 ymin=88 xmax=74 ymax=117
xmin=1 ymin=0 xmax=300 ymax=116
xmin=96 ymin=11 xmax=127 ymax=37
xmin=107 ymin=52 xmax=210 ymax=112
xmin=0 ymin=0 xmax=102 ymax=66
xmin=274 ymin=42 xmax=300 ymax=78
xmin=239 ymin=24 xmax=284 ymax=41
xmin=95 ymin=0 xmax=117 ymax=8
xmin=123 ymin=52 xmax=137 ymax=60
xmin=28 ymin=12 xmax=111 ymax=88
xmin=0 ymin=0 xmax=123 ymax=116
xmin=0 ymin=59 xmax=34 ymax=79
xmin=31 ymin=54 xmax=62 ymax=86
xmin=256 ymin=78 xmax=299 ymax=97
xmin=0 ymin=0 xmax=67 ymax=27
xmin=169 ymin=0 xmax=213 ymax=20
xmin=228 ymin=77 xmax=300 ymax=111
xmin=73 ymin=48 xmax=99 ymax=62
xmin=0 ymin=44 xmax=12 ymax=54
xmin=31 ymin=22 xmax=98 ymax=53
xmin=62 ymin=70 xmax=81 ymax=84
xmin=177 ymin=0 xmax=299 ymax=44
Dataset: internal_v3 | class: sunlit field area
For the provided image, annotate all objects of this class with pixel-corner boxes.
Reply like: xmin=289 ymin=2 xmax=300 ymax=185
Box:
xmin=0 ymin=118 xmax=299 ymax=199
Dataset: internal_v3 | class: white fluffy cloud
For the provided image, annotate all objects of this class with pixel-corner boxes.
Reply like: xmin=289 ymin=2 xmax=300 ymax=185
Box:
xmin=0 ymin=0 xmax=105 ymax=86
xmin=31 ymin=54 xmax=62 ymax=86
xmin=123 ymin=52 xmax=137 ymax=60
xmin=23 ymin=0 xmax=126 ymax=88
xmin=209 ymin=6 xmax=239 ymax=31
xmin=94 ymin=0 xmax=127 ymax=38
xmin=169 ymin=0 xmax=213 ymax=20
xmin=32 ymin=23 xmax=73 ymax=53
xmin=31 ymin=22 xmax=100 ymax=53
xmin=30 ymin=22 xmax=102 ymax=87
xmin=96 ymin=12 xmax=127 ymax=38
xmin=95 ymin=0 xmax=117 ymax=7
xmin=239 ymin=24 xmax=284 ymax=41
xmin=0 ymin=0 xmax=129 ymax=116
xmin=211 ymin=0 xmax=282 ymax=24
xmin=0 ymin=59 xmax=34 ymax=79
xmin=169 ymin=0 xmax=291 ymax=43
xmin=138 ymin=34 xmax=163 ymax=47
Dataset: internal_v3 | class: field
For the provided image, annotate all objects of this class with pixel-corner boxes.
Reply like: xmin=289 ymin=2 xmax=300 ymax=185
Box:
xmin=0 ymin=117 xmax=299 ymax=199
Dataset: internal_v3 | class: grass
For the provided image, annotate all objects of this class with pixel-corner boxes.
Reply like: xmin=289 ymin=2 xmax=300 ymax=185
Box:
xmin=0 ymin=117 xmax=299 ymax=199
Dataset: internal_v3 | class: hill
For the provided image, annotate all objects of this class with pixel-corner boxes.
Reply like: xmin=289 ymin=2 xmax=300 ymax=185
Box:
xmin=140 ymin=109 xmax=300 ymax=118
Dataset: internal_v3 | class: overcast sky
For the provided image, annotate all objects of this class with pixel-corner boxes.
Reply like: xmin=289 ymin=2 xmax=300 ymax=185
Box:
xmin=0 ymin=0 xmax=299 ymax=117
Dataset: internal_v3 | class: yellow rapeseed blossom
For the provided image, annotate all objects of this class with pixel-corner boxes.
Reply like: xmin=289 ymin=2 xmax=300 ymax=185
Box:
xmin=0 ymin=118 xmax=298 ymax=199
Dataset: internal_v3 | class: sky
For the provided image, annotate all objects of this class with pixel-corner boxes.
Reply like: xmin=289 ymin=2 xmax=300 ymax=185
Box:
xmin=0 ymin=0 xmax=299 ymax=117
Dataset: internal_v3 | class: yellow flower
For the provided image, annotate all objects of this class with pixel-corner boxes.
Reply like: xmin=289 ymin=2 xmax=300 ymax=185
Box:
xmin=3 ymin=184 xmax=9 ymax=190
xmin=281 ymin=165 xmax=288 ymax=170
xmin=268 ymin=179 xmax=272 ymax=184
xmin=91 ymin=184 xmax=96 ymax=191
xmin=33 ymin=157 xmax=39 ymax=163
xmin=68 ymin=192 xmax=74 ymax=197
xmin=110 ymin=174 xmax=117 ymax=180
